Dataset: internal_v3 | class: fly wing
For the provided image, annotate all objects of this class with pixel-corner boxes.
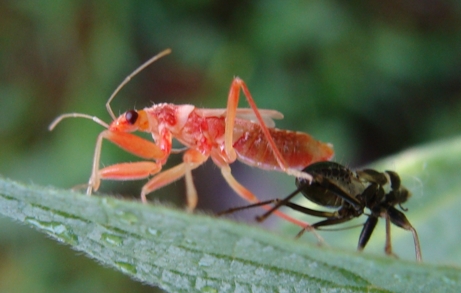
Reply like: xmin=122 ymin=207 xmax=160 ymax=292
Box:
xmin=194 ymin=108 xmax=284 ymax=127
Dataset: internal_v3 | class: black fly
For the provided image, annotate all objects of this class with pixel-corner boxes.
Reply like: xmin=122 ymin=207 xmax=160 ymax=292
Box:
xmin=220 ymin=161 xmax=422 ymax=262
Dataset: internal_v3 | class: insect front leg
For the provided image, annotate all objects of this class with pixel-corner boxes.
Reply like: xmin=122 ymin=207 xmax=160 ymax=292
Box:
xmin=224 ymin=77 xmax=313 ymax=182
xmin=357 ymin=216 xmax=379 ymax=252
xmin=98 ymin=162 xmax=162 ymax=181
xmin=386 ymin=206 xmax=422 ymax=262
xmin=88 ymin=130 xmax=167 ymax=194
xmin=140 ymin=149 xmax=208 ymax=210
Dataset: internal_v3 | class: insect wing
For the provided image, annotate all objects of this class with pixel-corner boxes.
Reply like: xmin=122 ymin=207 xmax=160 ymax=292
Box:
xmin=235 ymin=109 xmax=284 ymax=128
xmin=196 ymin=108 xmax=283 ymax=128
xmin=196 ymin=108 xmax=283 ymax=118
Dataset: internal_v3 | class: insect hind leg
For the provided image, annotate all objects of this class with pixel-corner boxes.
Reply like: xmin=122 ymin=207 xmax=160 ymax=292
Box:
xmin=213 ymin=155 xmax=321 ymax=237
xmin=224 ymin=77 xmax=313 ymax=183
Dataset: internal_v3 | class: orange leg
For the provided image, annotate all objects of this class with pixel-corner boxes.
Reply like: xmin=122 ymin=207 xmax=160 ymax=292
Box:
xmin=98 ymin=162 xmax=162 ymax=180
xmin=220 ymin=78 xmax=318 ymax=234
xmin=91 ymin=161 xmax=162 ymax=194
xmin=141 ymin=149 xmax=208 ymax=211
xmin=211 ymin=153 xmax=320 ymax=239
xmin=224 ymin=77 xmax=313 ymax=182
xmin=88 ymin=130 xmax=167 ymax=194
xmin=219 ymin=164 xmax=313 ymax=228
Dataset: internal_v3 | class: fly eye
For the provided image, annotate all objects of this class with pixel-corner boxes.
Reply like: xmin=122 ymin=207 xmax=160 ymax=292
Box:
xmin=125 ymin=110 xmax=138 ymax=125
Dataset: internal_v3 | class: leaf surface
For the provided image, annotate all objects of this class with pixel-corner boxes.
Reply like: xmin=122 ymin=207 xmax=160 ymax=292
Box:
xmin=1 ymin=137 xmax=461 ymax=292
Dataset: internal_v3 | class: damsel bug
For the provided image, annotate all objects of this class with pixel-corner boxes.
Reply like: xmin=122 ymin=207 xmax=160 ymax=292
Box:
xmin=220 ymin=161 xmax=422 ymax=262
xmin=49 ymin=49 xmax=334 ymax=229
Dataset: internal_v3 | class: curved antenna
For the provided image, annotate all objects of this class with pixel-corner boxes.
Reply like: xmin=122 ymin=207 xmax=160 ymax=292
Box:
xmin=106 ymin=48 xmax=172 ymax=120
xmin=49 ymin=113 xmax=110 ymax=131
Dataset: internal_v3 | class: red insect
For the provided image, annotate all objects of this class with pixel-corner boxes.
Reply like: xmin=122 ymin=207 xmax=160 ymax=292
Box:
xmin=49 ymin=49 xmax=334 ymax=229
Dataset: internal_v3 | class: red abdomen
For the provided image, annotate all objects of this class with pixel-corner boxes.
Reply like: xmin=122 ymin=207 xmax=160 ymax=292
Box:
xmin=233 ymin=120 xmax=334 ymax=171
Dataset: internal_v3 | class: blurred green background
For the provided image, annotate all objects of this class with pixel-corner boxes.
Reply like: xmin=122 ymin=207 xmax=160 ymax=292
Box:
xmin=1 ymin=1 xmax=461 ymax=292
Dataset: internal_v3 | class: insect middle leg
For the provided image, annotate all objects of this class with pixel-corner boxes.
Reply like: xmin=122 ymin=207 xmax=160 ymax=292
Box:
xmin=140 ymin=149 xmax=208 ymax=211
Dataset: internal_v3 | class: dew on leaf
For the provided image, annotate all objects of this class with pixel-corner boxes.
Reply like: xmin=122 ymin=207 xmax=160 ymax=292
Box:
xmin=116 ymin=211 xmax=139 ymax=224
xmin=101 ymin=232 xmax=124 ymax=246
xmin=201 ymin=286 xmax=218 ymax=293
xmin=115 ymin=261 xmax=137 ymax=274
xmin=25 ymin=217 xmax=78 ymax=245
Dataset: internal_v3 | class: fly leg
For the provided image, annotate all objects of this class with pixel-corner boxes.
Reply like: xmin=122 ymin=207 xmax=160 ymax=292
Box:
xmin=358 ymin=216 xmax=379 ymax=252
xmin=382 ymin=214 xmax=399 ymax=259
xmin=386 ymin=206 xmax=422 ymax=262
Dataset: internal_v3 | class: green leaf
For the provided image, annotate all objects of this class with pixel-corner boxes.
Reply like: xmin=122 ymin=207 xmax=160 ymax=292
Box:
xmin=293 ymin=136 xmax=461 ymax=266
xmin=370 ymin=136 xmax=461 ymax=264
xmin=1 ymin=136 xmax=461 ymax=292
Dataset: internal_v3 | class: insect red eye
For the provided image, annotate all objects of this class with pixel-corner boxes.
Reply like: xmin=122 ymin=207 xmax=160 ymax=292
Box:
xmin=125 ymin=110 xmax=138 ymax=125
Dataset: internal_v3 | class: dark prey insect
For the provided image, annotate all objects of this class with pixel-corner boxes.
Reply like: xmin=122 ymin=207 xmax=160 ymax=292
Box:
xmin=220 ymin=161 xmax=422 ymax=262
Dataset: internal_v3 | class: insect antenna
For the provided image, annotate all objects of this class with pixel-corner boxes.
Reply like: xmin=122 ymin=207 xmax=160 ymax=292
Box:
xmin=48 ymin=113 xmax=110 ymax=131
xmin=105 ymin=48 xmax=172 ymax=120
xmin=49 ymin=49 xmax=172 ymax=132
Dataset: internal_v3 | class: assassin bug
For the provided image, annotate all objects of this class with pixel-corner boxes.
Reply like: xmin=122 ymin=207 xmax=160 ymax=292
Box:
xmin=49 ymin=49 xmax=334 ymax=229
xmin=220 ymin=161 xmax=422 ymax=262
